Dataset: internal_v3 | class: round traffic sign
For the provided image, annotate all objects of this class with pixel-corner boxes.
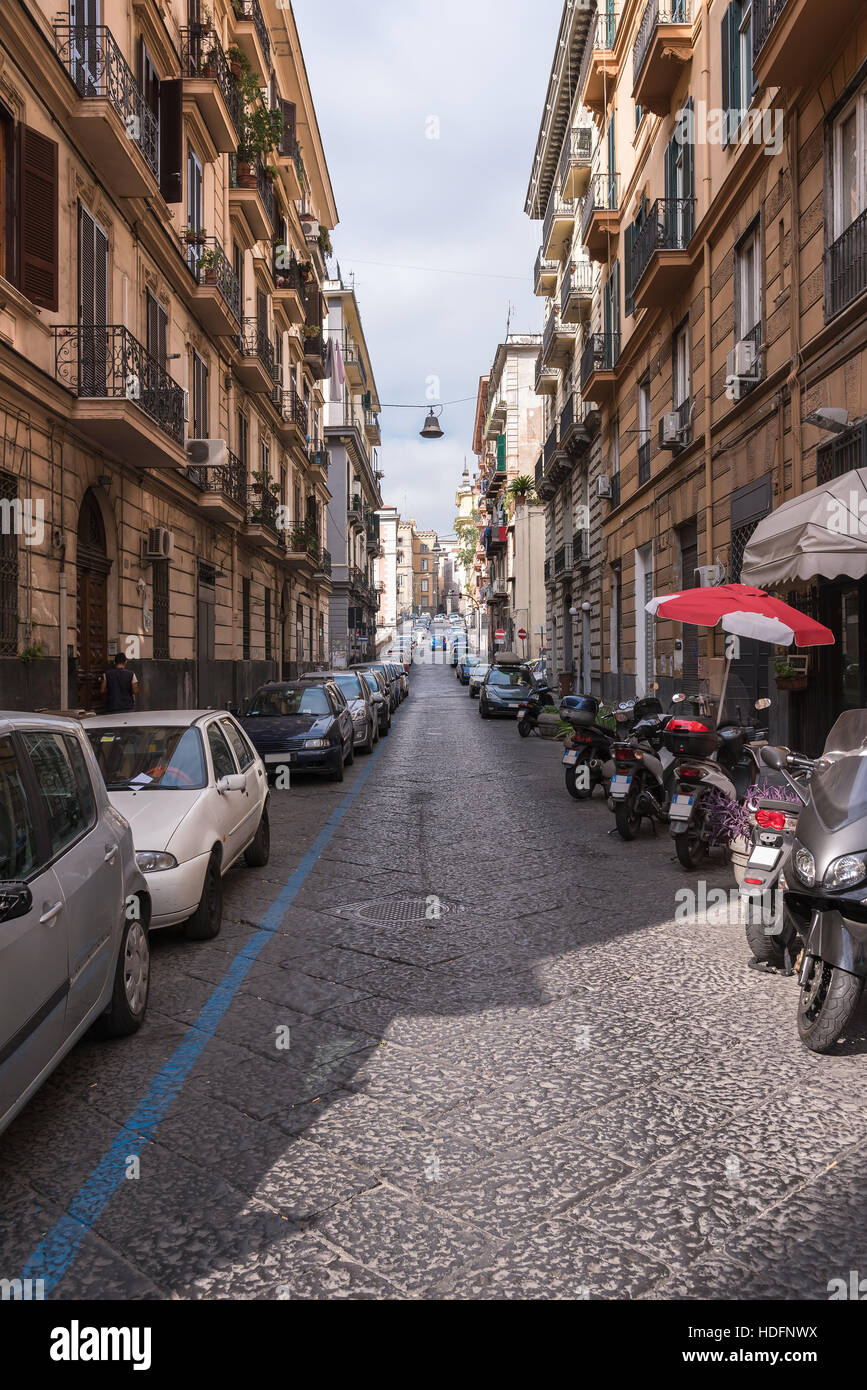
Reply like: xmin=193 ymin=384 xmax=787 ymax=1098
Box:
xmin=517 ymin=628 xmax=527 ymax=640
xmin=494 ymin=629 xmax=505 ymax=640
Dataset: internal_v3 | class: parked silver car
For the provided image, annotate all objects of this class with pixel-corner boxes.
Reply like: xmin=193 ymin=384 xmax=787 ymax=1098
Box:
xmin=0 ymin=713 xmax=150 ymax=1136
xmin=302 ymin=671 xmax=379 ymax=755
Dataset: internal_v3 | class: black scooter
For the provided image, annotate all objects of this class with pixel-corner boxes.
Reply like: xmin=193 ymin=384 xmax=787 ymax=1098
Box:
xmin=516 ymin=682 xmax=556 ymax=737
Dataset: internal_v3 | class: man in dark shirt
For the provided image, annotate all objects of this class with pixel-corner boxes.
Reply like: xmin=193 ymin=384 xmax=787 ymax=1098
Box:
xmin=101 ymin=653 xmax=139 ymax=712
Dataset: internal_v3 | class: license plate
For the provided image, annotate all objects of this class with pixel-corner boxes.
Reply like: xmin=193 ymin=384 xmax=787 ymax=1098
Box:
xmin=611 ymin=774 xmax=632 ymax=798
xmin=748 ymin=845 xmax=781 ymax=870
xmin=669 ymin=794 xmax=694 ymax=820
xmin=264 ymin=752 xmax=296 ymax=764
xmin=563 ymin=750 xmax=580 ymax=766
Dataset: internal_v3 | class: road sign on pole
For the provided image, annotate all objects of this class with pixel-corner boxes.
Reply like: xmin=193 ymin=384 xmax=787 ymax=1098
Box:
xmin=517 ymin=628 xmax=527 ymax=641
xmin=494 ymin=628 xmax=505 ymax=641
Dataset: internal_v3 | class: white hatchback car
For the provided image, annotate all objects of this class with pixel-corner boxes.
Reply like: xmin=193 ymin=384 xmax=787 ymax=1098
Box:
xmin=82 ymin=711 xmax=269 ymax=941
xmin=468 ymin=663 xmax=491 ymax=698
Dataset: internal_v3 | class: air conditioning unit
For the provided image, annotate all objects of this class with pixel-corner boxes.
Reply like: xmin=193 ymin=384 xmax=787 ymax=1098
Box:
xmin=596 ymin=474 xmax=612 ymax=498
xmin=186 ymin=439 xmax=228 ymax=468
xmin=659 ymin=413 xmax=687 ymax=450
xmin=695 ymin=563 xmax=724 ymax=587
xmin=727 ymin=340 xmax=758 ymax=378
xmin=145 ymin=526 xmax=175 ymax=561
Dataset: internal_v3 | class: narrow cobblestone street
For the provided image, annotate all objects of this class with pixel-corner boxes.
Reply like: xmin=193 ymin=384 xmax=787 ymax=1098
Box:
xmin=4 ymin=659 xmax=867 ymax=1300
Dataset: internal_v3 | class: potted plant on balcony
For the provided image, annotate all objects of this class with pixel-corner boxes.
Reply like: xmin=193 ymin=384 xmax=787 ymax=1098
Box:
xmin=506 ymin=475 xmax=537 ymax=507
xmin=301 ymin=323 xmax=320 ymax=341
xmin=183 ymin=226 xmax=207 ymax=246
xmin=774 ymin=657 xmax=808 ymax=692
xmin=226 ymin=43 xmax=247 ymax=80
xmin=196 ymin=246 xmax=217 ymax=283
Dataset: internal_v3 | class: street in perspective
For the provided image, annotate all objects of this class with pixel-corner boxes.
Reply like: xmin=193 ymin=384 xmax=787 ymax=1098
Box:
xmin=0 ymin=0 xmax=867 ymax=1347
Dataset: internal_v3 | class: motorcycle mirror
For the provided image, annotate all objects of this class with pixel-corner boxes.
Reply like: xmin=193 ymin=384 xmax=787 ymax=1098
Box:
xmin=672 ymin=693 xmax=686 ymax=704
xmin=754 ymin=697 xmax=771 ymax=710
xmin=760 ymin=745 xmax=785 ymax=770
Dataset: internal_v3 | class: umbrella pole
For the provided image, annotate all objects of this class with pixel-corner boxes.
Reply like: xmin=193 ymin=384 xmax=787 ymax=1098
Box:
xmin=717 ymin=652 xmax=732 ymax=725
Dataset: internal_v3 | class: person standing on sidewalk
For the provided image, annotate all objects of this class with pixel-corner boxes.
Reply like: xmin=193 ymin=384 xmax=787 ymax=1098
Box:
xmin=100 ymin=652 xmax=139 ymax=712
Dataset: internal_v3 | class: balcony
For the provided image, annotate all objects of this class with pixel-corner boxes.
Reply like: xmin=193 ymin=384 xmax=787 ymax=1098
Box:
xmin=303 ymin=327 xmax=327 ymax=380
xmin=237 ymin=317 xmax=275 ymax=393
xmin=827 ymin=209 xmax=867 ymax=320
xmin=284 ymin=520 xmax=322 ymax=568
xmin=573 ymin=527 xmax=591 ymax=565
xmin=366 ymin=515 xmax=380 ymax=556
xmin=243 ymin=480 xmax=280 ymax=543
xmin=817 ymin=421 xmax=867 ymax=484
xmin=581 ymin=173 xmax=621 ymax=262
xmin=542 ymin=189 xmax=578 ymax=263
xmin=54 ymin=326 xmax=185 ymax=468
xmin=580 ymin=332 xmax=621 ymax=404
xmin=752 ymin=0 xmax=863 ymax=91
xmin=347 ymin=496 xmax=363 ymax=528
xmin=342 ymin=335 xmax=365 ymax=386
xmin=534 ymin=348 xmax=559 ymax=396
xmin=579 ymin=8 xmax=619 ymax=118
xmin=534 ymin=248 xmax=558 ymax=297
xmin=631 ymin=197 xmax=695 ymax=309
xmin=544 ymin=557 xmax=554 ymax=584
xmin=272 ymin=248 xmax=306 ymax=325
xmin=633 ymin=1 xmax=693 ymax=117
xmin=315 ymin=547 xmax=333 ymax=581
xmin=364 ymin=410 xmax=381 ymax=446
xmin=308 ymin=445 xmax=330 ymax=480
xmin=542 ymin=307 xmax=577 ymax=369
xmin=559 ymin=127 xmax=594 ymax=201
xmin=278 ymin=384 xmax=308 ymax=446
xmin=54 ymin=25 xmax=159 ymax=197
xmin=231 ymin=0 xmax=271 ymax=84
xmin=486 ymin=524 xmax=508 ymax=555
xmin=560 ymin=260 xmax=594 ymax=324
xmin=181 ymin=235 xmax=241 ymax=336
xmin=187 ymin=447 xmax=247 ymax=523
xmin=553 ymin=543 xmax=573 ymax=577
xmin=559 ymin=391 xmax=592 ymax=461
xmin=180 ymin=27 xmax=239 ymax=153
xmin=229 ymin=154 xmax=275 ymax=240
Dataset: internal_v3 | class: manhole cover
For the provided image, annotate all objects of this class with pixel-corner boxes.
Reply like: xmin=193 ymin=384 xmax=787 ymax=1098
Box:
xmin=337 ymin=896 xmax=465 ymax=927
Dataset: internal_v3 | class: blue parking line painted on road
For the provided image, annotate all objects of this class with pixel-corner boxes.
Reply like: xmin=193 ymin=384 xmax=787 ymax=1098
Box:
xmin=20 ymin=737 xmax=388 ymax=1294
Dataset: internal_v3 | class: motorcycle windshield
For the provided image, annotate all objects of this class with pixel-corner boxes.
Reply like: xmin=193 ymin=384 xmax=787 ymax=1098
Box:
xmin=810 ymin=752 xmax=867 ymax=833
xmin=822 ymin=709 xmax=867 ymax=756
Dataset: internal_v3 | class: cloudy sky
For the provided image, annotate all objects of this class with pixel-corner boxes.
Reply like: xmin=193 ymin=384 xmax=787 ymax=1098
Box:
xmin=294 ymin=0 xmax=563 ymax=536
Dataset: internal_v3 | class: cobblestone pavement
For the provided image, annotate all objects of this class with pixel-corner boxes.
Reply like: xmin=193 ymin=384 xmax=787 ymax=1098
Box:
xmin=4 ymin=657 xmax=867 ymax=1300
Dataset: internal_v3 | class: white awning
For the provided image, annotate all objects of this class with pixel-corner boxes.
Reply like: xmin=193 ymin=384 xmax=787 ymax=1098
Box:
xmin=741 ymin=468 xmax=867 ymax=586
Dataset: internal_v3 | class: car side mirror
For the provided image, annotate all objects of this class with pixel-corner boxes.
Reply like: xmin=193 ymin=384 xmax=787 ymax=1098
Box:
xmin=760 ymin=745 xmax=785 ymax=771
xmin=754 ymin=697 xmax=772 ymax=710
xmin=217 ymin=773 xmax=246 ymax=793
xmin=0 ymin=881 xmax=32 ymax=923
xmin=672 ymin=693 xmax=686 ymax=704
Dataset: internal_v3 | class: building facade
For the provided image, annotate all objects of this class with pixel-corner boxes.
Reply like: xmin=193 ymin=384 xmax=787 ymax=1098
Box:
xmin=374 ymin=503 xmax=399 ymax=648
xmin=323 ymin=275 xmax=383 ymax=665
xmin=415 ymin=527 xmax=439 ymax=615
xmin=0 ymin=0 xmax=340 ymax=711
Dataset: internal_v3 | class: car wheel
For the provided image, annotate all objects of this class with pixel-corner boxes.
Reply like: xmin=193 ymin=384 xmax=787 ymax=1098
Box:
xmin=93 ymin=914 xmax=150 ymax=1039
xmin=244 ymin=803 xmax=270 ymax=867
xmin=184 ymin=853 xmax=223 ymax=940
xmin=331 ymin=749 xmax=345 ymax=781
xmin=345 ymin=737 xmax=355 ymax=766
xmin=479 ymin=698 xmax=490 ymax=719
xmin=381 ymin=719 xmax=390 ymax=737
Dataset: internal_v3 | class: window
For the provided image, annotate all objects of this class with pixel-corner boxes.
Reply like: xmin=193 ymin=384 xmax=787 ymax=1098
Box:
xmin=233 ymin=240 xmax=244 ymax=309
xmin=186 ymin=146 xmax=203 ymax=249
xmin=673 ymin=320 xmax=691 ymax=409
xmin=318 ymin=612 xmax=325 ymax=660
xmin=260 ymin=439 xmax=270 ymax=475
xmin=146 ymin=291 xmax=167 ymax=369
xmin=152 ymin=558 xmax=169 ymax=659
xmin=237 ymin=409 xmax=248 ymax=466
xmin=421 ymin=557 xmax=429 ymax=572
xmin=832 ymin=88 xmax=867 ymax=240
xmin=191 ymin=351 xmax=208 ymax=438
xmin=264 ymin=586 xmax=272 ymax=661
xmin=207 ymin=722 xmax=237 ymax=780
xmin=638 ymin=375 xmax=651 ymax=486
xmin=421 ymin=579 xmax=429 ymax=593
xmin=0 ymin=736 xmax=37 ymax=878
xmin=722 ymin=0 xmax=755 ymax=140
xmin=242 ymin=577 xmax=251 ymax=660
xmin=610 ymin=415 xmax=621 ymax=508
xmin=22 ymin=731 xmax=94 ymax=857
xmin=0 ymin=102 xmax=17 ymax=285
xmin=293 ymin=482 xmax=301 ymax=523
xmin=735 ymin=222 xmax=761 ymax=339
xmin=0 ymin=468 xmax=18 ymax=656
xmin=220 ymin=717 xmax=254 ymax=770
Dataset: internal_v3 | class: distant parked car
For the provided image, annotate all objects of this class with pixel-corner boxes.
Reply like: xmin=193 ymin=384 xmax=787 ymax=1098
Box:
xmin=303 ymin=671 xmax=378 ymax=754
xmin=479 ymin=662 xmax=535 ymax=719
xmin=385 ymin=660 xmax=409 ymax=700
xmin=0 ymin=712 xmax=150 ymax=1136
xmin=457 ymin=654 xmax=480 ymax=685
xmin=358 ymin=668 xmax=392 ymax=737
xmin=468 ymin=663 xmax=491 ymax=698
xmin=84 ymin=710 xmax=270 ymax=942
xmin=354 ymin=662 xmax=399 ymax=712
xmin=238 ymin=680 xmax=354 ymax=784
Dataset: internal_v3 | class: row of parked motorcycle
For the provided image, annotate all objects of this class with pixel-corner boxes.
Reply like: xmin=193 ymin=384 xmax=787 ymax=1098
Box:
xmin=518 ymin=675 xmax=867 ymax=1055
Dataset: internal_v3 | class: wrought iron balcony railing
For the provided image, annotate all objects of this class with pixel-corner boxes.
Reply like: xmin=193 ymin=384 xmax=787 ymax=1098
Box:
xmin=634 ymin=0 xmax=691 ymax=85
xmin=239 ymin=317 xmax=275 ymax=376
xmin=544 ymin=423 xmax=559 ymax=468
xmin=54 ymin=326 xmax=185 ymax=446
xmin=246 ymin=478 xmax=279 ymax=532
xmin=54 ymin=25 xmax=158 ymax=180
xmin=317 ymin=547 xmax=332 ymax=577
xmin=187 ymin=447 xmax=247 ymax=507
xmin=560 ymin=392 xmax=575 ymax=439
xmin=543 ymin=189 xmax=578 ymax=251
xmin=181 ymin=234 xmax=241 ymax=321
xmin=273 ymin=244 xmax=306 ymax=295
xmin=817 ymin=420 xmax=867 ymax=485
xmin=553 ymin=543 xmax=573 ymax=576
xmin=280 ymin=383 xmax=308 ymax=435
xmin=580 ymin=332 xmax=621 ymax=391
xmin=558 ymin=127 xmax=593 ymax=192
xmin=827 ymin=207 xmax=867 ymax=319
xmin=180 ymin=27 xmax=240 ymax=134
xmin=631 ymin=197 xmax=696 ymax=290
xmin=235 ymin=0 xmax=271 ymax=69
xmin=229 ymin=153 xmax=275 ymax=229
xmin=752 ymin=0 xmax=789 ymax=65
xmin=581 ymin=171 xmax=620 ymax=241
xmin=560 ymin=260 xmax=594 ymax=318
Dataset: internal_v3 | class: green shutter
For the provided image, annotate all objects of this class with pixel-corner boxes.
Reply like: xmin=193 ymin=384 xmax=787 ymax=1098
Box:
xmin=721 ymin=8 xmax=731 ymax=147
xmin=496 ymin=432 xmax=506 ymax=470
xmin=624 ymin=222 xmax=635 ymax=316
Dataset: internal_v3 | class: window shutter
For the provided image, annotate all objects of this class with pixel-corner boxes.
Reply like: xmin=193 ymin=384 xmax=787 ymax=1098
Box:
xmin=624 ymin=222 xmax=635 ymax=317
xmin=683 ymin=98 xmax=694 ymax=239
xmin=728 ymin=4 xmax=741 ymax=143
xmin=721 ymin=8 xmax=731 ymax=147
xmin=78 ymin=202 xmax=94 ymax=327
xmin=19 ymin=125 xmax=58 ymax=311
xmin=280 ymin=100 xmax=297 ymax=157
xmin=497 ymin=432 xmax=506 ymax=468
xmin=159 ymin=79 xmax=183 ymax=203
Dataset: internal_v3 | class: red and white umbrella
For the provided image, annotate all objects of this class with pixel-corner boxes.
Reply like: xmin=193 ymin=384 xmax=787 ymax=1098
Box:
xmin=645 ymin=584 xmax=834 ymax=648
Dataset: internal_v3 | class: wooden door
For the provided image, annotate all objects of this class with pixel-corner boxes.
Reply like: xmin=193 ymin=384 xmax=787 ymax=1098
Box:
xmin=76 ymin=567 xmax=107 ymax=709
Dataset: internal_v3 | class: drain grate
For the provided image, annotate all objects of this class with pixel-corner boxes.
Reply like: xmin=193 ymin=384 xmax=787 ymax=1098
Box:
xmin=337 ymin=896 xmax=465 ymax=927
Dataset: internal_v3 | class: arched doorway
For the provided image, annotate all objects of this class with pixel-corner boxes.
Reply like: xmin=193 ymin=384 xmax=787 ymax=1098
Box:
xmin=76 ymin=490 xmax=111 ymax=709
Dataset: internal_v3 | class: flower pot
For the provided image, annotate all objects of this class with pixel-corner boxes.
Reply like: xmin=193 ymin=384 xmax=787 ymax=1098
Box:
xmin=536 ymin=712 xmax=562 ymax=739
xmin=236 ymin=161 xmax=257 ymax=189
xmin=730 ymin=834 xmax=750 ymax=886
xmin=202 ymin=268 xmax=217 ymax=285
xmin=230 ymin=60 xmax=242 ymax=78
xmin=775 ymin=676 xmax=807 ymax=692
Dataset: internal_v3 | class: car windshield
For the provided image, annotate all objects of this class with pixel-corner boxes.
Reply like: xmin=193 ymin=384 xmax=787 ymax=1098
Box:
xmin=488 ymin=667 xmax=532 ymax=689
xmin=464 ymin=657 xmax=480 ymax=667
xmin=87 ymin=726 xmax=207 ymax=790
xmin=473 ymin=665 xmax=490 ymax=678
xmin=246 ymin=687 xmax=330 ymax=716
xmin=335 ymin=674 xmax=363 ymax=700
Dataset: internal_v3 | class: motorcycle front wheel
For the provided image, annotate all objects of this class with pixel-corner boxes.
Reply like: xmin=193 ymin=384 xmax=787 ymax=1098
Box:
xmin=796 ymin=955 xmax=863 ymax=1053
xmin=565 ymin=754 xmax=594 ymax=800
xmin=614 ymin=785 xmax=642 ymax=840
xmin=745 ymin=919 xmax=785 ymax=968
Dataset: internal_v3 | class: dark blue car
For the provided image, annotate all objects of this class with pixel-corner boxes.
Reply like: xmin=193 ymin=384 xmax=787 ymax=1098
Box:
xmin=239 ymin=680 xmax=355 ymax=782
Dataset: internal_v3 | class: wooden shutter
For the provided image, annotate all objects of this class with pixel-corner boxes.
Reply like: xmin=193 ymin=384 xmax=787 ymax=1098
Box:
xmin=280 ymin=100 xmax=297 ymax=156
xmin=624 ymin=222 xmax=635 ymax=317
xmin=19 ymin=125 xmax=58 ymax=311
xmin=159 ymin=79 xmax=183 ymax=203
xmin=682 ymin=98 xmax=695 ymax=240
